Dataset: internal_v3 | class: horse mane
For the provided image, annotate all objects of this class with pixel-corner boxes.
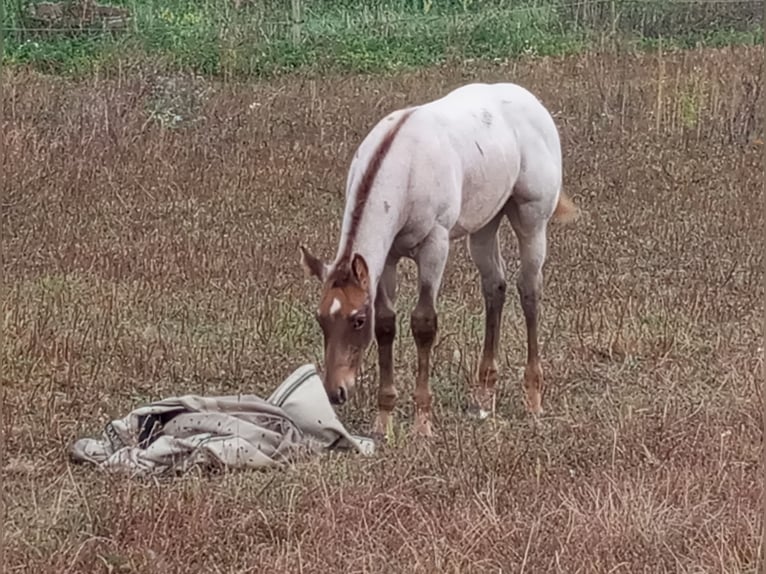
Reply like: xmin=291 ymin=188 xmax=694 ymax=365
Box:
xmin=337 ymin=108 xmax=416 ymax=267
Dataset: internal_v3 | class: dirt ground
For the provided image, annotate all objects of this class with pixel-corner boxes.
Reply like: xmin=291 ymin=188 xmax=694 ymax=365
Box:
xmin=2 ymin=45 xmax=763 ymax=573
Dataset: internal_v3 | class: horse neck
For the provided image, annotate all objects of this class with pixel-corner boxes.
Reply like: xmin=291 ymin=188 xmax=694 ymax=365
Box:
xmin=333 ymin=210 xmax=400 ymax=299
xmin=333 ymin=134 xmax=411 ymax=299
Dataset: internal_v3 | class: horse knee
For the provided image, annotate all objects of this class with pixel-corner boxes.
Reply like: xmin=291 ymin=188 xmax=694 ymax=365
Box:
xmin=483 ymin=276 xmax=507 ymax=306
xmin=410 ymin=308 xmax=437 ymax=348
xmin=375 ymin=311 xmax=396 ymax=346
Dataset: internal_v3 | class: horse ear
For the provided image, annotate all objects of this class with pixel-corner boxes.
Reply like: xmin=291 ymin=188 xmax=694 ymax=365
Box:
xmin=351 ymin=253 xmax=369 ymax=291
xmin=299 ymin=245 xmax=327 ymax=282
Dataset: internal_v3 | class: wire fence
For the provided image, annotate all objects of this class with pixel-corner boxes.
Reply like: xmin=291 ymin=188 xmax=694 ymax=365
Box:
xmin=1 ymin=0 xmax=762 ymax=76
xmin=2 ymin=0 xmax=762 ymax=36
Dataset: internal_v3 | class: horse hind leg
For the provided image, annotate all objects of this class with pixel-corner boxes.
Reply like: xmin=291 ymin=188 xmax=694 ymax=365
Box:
xmin=505 ymin=197 xmax=550 ymax=415
xmin=466 ymin=211 xmax=507 ymax=419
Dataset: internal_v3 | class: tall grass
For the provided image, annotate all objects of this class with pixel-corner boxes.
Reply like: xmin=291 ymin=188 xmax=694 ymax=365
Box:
xmin=2 ymin=45 xmax=762 ymax=571
xmin=1 ymin=0 xmax=763 ymax=77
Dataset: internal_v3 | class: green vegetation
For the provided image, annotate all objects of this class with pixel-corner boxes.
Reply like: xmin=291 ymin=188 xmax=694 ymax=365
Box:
xmin=1 ymin=0 xmax=763 ymax=78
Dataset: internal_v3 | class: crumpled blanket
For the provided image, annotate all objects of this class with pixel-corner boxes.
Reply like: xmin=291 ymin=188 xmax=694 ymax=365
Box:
xmin=69 ymin=364 xmax=375 ymax=476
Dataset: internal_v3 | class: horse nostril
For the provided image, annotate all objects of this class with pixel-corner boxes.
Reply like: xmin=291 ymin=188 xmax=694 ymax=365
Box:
xmin=336 ymin=385 xmax=348 ymax=405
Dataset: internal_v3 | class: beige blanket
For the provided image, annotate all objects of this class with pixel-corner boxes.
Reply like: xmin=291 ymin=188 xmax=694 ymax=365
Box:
xmin=69 ymin=364 xmax=375 ymax=476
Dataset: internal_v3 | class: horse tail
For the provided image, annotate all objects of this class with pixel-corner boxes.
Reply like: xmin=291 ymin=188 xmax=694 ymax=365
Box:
xmin=551 ymin=190 xmax=580 ymax=224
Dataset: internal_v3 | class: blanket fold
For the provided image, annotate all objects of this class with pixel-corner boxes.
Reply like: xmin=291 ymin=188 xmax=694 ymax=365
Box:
xmin=69 ymin=364 xmax=374 ymax=476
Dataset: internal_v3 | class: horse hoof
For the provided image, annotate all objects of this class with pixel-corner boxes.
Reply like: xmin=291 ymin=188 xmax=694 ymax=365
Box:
xmin=370 ymin=431 xmax=389 ymax=446
xmin=465 ymin=402 xmax=492 ymax=421
xmin=411 ymin=415 xmax=434 ymax=438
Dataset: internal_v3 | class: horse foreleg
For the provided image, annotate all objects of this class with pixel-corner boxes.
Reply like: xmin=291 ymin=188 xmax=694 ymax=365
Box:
xmin=410 ymin=227 xmax=449 ymax=438
xmin=372 ymin=256 xmax=399 ymax=441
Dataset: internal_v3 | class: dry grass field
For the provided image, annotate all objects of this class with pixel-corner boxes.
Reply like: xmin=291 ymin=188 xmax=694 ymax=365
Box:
xmin=2 ymin=44 xmax=764 ymax=573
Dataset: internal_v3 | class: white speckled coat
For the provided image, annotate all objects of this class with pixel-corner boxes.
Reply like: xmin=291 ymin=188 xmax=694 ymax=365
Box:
xmin=300 ymin=82 xmax=579 ymax=437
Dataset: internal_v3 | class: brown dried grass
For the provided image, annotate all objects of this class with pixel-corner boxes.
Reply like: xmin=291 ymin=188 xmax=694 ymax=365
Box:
xmin=2 ymin=45 xmax=764 ymax=573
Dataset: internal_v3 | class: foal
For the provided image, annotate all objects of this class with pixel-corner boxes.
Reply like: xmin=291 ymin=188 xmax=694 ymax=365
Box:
xmin=300 ymin=82 xmax=578 ymax=438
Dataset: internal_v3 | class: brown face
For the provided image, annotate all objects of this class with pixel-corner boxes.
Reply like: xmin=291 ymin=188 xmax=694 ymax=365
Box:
xmin=300 ymin=247 xmax=374 ymax=405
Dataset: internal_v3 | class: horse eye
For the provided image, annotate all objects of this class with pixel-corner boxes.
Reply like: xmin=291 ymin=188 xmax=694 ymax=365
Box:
xmin=352 ymin=314 xmax=366 ymax=330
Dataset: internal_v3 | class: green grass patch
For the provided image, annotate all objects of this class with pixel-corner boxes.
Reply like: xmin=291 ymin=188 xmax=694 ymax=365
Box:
xmin=2 ymin=0 xmax=763 ymax=78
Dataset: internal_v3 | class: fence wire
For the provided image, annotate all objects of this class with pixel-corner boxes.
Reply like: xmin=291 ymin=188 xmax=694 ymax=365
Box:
xmin=1 ymin=0 xmax=763 ymax=33
xmin=2 ymin=0 xmax=761 ymax=78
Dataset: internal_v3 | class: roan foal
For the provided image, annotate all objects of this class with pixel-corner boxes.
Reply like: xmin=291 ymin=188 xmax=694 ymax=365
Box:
xmin=299 ymin=82 xmax=578 ymax=438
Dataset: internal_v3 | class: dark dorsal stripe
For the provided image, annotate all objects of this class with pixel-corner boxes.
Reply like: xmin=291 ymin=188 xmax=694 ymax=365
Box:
xmin=335 ymin=108 xmax=415 ymax=275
